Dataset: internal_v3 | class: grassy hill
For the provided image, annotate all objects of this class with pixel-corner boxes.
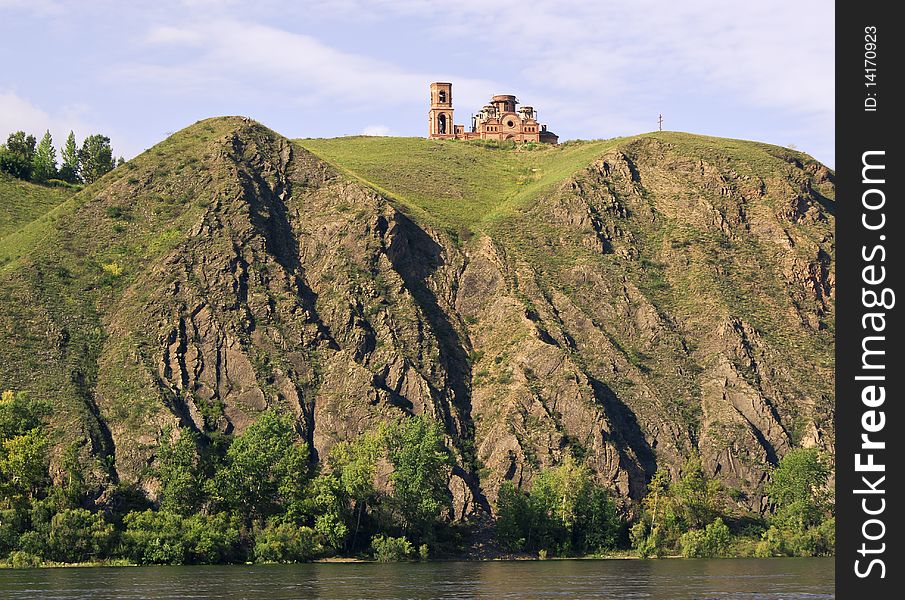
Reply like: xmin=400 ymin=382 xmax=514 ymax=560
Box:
xmin=297 ymin=136 xmax=626 ymax=235
xmin=297 ymin=133 xmax=822 ymax=237
xmin=0 ymin=117 xmax=835 ymax=532
xmin=0 ymin=174 xmax=74 ymax=246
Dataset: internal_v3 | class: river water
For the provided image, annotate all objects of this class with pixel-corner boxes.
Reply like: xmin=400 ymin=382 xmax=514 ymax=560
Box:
xmin=0 ymin=557 xmax=834 ymax=599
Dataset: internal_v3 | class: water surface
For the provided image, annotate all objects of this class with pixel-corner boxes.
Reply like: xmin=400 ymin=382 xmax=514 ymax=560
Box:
xmin=0 ymin=558 xmax=834 ymax=599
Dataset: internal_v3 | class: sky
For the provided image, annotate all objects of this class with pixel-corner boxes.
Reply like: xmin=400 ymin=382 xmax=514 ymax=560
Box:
xmin=0 ymin=1 xmax=835 ymax=166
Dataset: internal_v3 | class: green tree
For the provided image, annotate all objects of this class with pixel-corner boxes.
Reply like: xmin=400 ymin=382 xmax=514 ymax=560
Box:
xmin=78 ymin=134 xmax=115 ymax=183
xmin=670 ymin=457 xmax=723 ymax=530
xmin=679 ymin=517 xmax=731 ymax=558
xmin=0 ymin=131 xmax=36 ymax=180
xmin=386 ymin=415 xmax=451 ymax=542
xmin=0 ymin=391 xmax=50 ymax=507
xmin=58 ymin=443 xmax=89 ymax=508
xmin=300 ymin=471 xmax=348 ymax=552
xmin=765 ymin=448 xmax=831 ymax=531
xmin=59 ymin=130 xmax=80 ymax=183
xmin=496 ymin=481 xmax=531 ymax=551
xmin=157 ymin=428 xmax=204 ymax=515
xmin=496 ymin=457 xmax=621 ymax=556
xmin=32 ymin=130 xmax=57 ymax=182
xmin=182 ymin=512 xmax=243 ymax=564
xmin=122 ymin=509 xmax=189 ymax=564
xmin=208 ymin=410 xmax=310 ymax=523
xmin=327 ymin=430 xmax=383 ymax=550
xmin=631 ymin=458 xmax=726 ymax=557
xmin=44 ymin=508 xmax=116 ymax=563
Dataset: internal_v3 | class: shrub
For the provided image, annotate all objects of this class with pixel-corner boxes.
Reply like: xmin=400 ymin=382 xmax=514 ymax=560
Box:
xmin=254 ymin=522 xmax=320 ymax=563
xmin=123 ymin=509 xmax=244 ymax=565
xmin=45 ymin=508 xmax=116 ymax=563
xmin=101 ymin=262 xmax=123 ymax=276
xmin=755 ymin=519 xmax=835 ymax=558
xmin=630 ymin=522 xmax=667 ymax=558
xmin=7 ymin=550 xmax=41 ymax=568
xmin=371 ymin=535 xmax=413 ymax=562
xmin=680 ymin=518 xmax=731 ymax=558
xmin=122 ymin=510 xmax=189 ymax=564
xmin=183 ymin=513 xmax=243 ymax=564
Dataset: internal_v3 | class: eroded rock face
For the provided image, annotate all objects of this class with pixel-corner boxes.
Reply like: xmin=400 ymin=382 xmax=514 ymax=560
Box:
xmin=6 ymin=119 xmax=833 ymax=521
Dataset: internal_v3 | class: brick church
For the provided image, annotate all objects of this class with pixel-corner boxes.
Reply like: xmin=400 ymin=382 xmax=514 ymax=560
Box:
xmin=428 ymin=82 xmax=558 ymax=144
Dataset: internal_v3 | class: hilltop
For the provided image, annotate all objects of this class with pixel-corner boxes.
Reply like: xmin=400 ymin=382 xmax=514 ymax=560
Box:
xmin=0 ymin=116 xmax=834 ymax=532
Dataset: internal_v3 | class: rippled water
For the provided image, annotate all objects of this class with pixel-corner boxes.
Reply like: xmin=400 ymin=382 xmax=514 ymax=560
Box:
xmin=0 ymin=557 xmax=834 ymax=599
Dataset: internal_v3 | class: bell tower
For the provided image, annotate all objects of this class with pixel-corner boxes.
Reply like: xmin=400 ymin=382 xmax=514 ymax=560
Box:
xmin=428 ymin=82 xmax=454 ymax=139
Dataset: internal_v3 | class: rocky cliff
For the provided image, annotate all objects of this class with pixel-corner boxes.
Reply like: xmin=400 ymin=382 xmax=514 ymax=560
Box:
xmin=0 ymin=117 xmax=834 ymax=520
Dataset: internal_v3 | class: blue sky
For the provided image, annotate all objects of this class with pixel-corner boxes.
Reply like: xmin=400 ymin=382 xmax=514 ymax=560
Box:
xmin=1 ymin=1 xmax=835 ymax=166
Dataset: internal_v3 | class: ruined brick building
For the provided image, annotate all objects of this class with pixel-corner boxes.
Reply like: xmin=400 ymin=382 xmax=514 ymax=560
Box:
xmin=428 ymin=82 xmax=558 ymax=144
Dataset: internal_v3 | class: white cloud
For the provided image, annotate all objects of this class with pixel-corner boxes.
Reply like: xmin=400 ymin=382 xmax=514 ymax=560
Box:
xmin=0 ymin=90 xmax=138 ymax=158
xmin=296 ymin=0 xmax=833 ymax=161
xmin=3 ymin=0 xmax=833 ymax=164
xmin=0 ymin=90 xmax=82 ymax=145
xmin=360 ymin=125 xmax=391 ymax=136
xmin=119 ymin=20 xmax=503 ymax=114
xmin=145 ymin=26 xmax=204 ymax=46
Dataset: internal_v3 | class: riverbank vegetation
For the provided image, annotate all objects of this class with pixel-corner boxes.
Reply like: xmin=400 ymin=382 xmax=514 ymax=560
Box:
xmin=0 ymin=390 xmax=833 ymax=567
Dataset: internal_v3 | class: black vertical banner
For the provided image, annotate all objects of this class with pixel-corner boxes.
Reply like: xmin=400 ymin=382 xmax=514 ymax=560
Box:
xmin=836 ymin=1 xmax=902 ymax=597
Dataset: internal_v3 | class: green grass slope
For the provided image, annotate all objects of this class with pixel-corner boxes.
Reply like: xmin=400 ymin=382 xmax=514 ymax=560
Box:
xmin=297 ymin=135 xmax=626 ymax=235
xmin=0 ymin=117 xmax=258 ymax=471
xmin=0 ymin=174 xmax=74 ymax=240
xmin=297 ymin=133 xmax=830 ymax=237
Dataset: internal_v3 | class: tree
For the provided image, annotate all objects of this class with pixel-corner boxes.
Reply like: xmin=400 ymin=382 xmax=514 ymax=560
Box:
xmin=208 ymin=410 xmax=310 ymax=523
xmin=59 ymin=131 xmax=80 ymax=183
xmin=496 ymin=456 xmax=621 ymax=556
xmin=122 ymin=509 xmax=189 ymax=564
xmin=0 ymin=131 xmax=36 ymax=180
xmin=385 ymin=415 xmax=452 ymax=542
xmin=496 ymin=481 xmax=532 ymax=551
xmin=182 ymin=512 xmax=243 ymax=564
xmin=45 ymin=508 xmax=116 ymax=563
xmin=670 ymin=457 xmax=724 ymax=530
xmin=0 ymin=391 xmax=50 ymax=507
xmin=631 ymin=457 xmax=726 ymax=557
xmin=679 ymin=517 xmax=731 ymax=558
xmin=32 ymin=130 xmax=57 ymax=182
xmin=78 ymin=134 xmax=115 ymax=183
xmin=327 ymin=430 xmax=383 ymax=550
xmin=305 ymin=472 xmax=349 ymax=551
xmin=765 ymin=448 xmax=831 ymax=531
xmin=157 ymin=428 xmax=204 ymax=515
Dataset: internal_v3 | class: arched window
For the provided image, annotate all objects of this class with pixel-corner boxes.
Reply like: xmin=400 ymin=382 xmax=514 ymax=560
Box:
xmin=438 ymin=113 xmax=447 ymax=134
xmin=439 ymin=90 xmax=447 ymax=103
